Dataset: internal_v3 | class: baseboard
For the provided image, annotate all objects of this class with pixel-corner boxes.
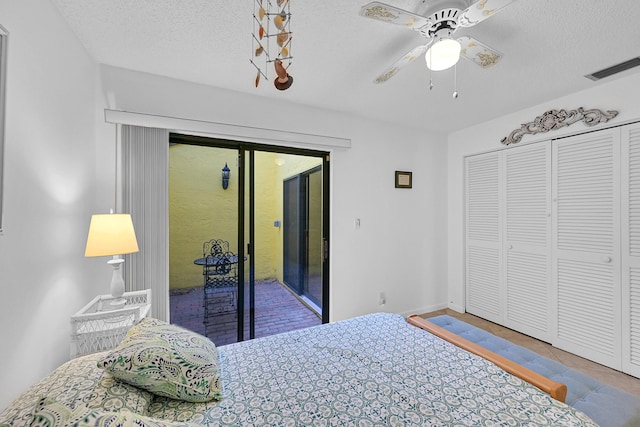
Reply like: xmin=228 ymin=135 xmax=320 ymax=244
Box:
xmin=400 ymin=302 xmax=449 ymax=318
xmin=448 ymin=303 xmax=465 ymax=313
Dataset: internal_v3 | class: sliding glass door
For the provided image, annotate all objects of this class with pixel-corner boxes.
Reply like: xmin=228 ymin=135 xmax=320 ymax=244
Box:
xmin=283 ymin=166 xmax=323 ymax=311
xmin=168 ymin=144 xmax=241 ymax=344
xmin=168 ymin=135 xmax=329 ymax=344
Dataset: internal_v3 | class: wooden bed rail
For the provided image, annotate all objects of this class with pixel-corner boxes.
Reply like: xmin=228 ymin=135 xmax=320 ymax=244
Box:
xmin=406 ymin=315 xmax=568 ymax=403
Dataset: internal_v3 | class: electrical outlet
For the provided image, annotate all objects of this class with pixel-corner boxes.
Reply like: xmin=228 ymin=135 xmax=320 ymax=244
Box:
xmin=378 ymin=292 xmax=386 ymax=306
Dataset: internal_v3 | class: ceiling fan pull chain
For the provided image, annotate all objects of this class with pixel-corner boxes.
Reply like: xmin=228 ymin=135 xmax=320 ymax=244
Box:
xmin=453 ymin=64 xmax=459 ymax=99
xmin=429 ymin=50 xmax=434 ymax=91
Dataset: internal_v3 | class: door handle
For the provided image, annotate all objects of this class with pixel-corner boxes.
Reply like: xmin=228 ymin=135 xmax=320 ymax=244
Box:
xmin=322 ymin=238 xmax=328 ymax=262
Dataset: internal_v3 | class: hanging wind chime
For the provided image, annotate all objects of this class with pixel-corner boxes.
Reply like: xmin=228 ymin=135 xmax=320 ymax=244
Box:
xmin=250 ymin=0 xmax=293 ymax=90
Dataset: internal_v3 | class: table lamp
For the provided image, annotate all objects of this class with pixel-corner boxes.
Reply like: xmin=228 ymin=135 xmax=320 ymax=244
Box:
xmin=84 ymin=213 xmax=139 ymax=310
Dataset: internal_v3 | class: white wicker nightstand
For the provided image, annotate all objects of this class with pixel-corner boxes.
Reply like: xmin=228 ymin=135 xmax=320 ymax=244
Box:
xmin=70 ymin=289 xmax=152 ymax=359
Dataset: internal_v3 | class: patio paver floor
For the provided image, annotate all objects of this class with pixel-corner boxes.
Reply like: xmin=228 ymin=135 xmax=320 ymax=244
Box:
xmin=170 ymin=279 xmax=322 ymax=346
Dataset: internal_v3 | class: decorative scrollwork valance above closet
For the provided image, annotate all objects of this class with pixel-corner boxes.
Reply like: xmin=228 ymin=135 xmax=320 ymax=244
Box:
xmin=500 ymin=107 xmax=619 ymax=146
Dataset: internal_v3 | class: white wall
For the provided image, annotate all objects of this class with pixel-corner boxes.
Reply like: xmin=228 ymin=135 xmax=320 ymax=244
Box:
xmin=447 ymin=71 xmax=640 ymax=312
xmin=331 ymin=122 xmax=449 ymax=318
xmin=0 ymin=0 xmax=104 ymax=410
xmin=97 ymin=65 xmax=450 ymax=321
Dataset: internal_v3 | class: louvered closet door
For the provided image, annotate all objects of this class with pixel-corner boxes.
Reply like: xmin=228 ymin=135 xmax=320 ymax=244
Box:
xmin=465 ymin=152 xmax=502 ymax=323
xmin=552 ymin=129 xmax=621 ymax=369
xmin=622 ymin=123 xmax=640 ymax=377
xmin=504 ymin=142 xmax=552 ymax=342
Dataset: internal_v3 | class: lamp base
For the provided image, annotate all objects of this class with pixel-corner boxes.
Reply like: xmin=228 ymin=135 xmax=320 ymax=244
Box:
xmin=106 ymin=257 xmax=126 ymax=311
xmin=109 ymin=298 xmax=127 ymax=310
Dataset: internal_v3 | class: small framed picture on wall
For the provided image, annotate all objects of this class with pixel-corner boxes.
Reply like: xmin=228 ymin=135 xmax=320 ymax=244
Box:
xmin=395 ymin=171 xmax=412 ymax=189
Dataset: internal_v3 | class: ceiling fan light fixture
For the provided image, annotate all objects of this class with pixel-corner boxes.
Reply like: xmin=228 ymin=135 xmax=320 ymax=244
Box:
xmin=425 ymin=38 xmax=461 ymax=71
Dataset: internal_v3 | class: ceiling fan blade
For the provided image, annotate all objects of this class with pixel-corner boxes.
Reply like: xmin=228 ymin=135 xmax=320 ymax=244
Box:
xmin=373 ymin=44 xmax=430 ymax=84
xmin=457 ymin=36 xmax=503 ymax=68
xmin=458 ymin=0 xmax=515 ymax=27
xmin=360 ymin=2 xmax=430 ymax=30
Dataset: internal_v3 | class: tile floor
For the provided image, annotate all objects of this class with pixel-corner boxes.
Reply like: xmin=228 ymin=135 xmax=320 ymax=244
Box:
xmin=421 ymin=308 xmax=640 ymax=397
xmin=170 ymin=279 xmax=322 ymax=346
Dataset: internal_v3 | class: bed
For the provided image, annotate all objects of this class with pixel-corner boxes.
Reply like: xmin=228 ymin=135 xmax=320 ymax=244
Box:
xmin=0 ymin=313 xmax=597 ymax=426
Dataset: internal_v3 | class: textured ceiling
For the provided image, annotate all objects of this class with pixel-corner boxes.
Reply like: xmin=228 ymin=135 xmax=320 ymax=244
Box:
xmin=51 ymin=0 xmax=640 ymax=133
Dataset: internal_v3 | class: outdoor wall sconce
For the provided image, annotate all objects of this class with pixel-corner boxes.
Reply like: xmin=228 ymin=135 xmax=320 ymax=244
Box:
xmin=222 ymin=163 xmax=231 ymax=190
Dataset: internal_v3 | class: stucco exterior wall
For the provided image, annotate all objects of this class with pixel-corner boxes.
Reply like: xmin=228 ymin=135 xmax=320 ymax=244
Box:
xmin=169 ymin=146 xmax=322 ymax=289
xmin=169 ymin=144 xmax=241 ymax=289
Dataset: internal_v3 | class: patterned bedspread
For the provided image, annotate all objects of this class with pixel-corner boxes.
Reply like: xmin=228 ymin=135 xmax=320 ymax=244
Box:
xmin=148 ymin=313 xmax=597 ymax=426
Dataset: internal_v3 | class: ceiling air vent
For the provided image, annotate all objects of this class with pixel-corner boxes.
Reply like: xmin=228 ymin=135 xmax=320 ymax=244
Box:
xmin=585 ymin=57 xmax=640 ymax=81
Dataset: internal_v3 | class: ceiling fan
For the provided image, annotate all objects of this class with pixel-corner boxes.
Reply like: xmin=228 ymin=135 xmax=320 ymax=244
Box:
xmin=359 ymin=0 xmax=516 ymax=83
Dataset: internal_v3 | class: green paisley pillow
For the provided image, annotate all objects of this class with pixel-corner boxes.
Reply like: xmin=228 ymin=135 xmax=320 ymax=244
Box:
xmin=97 ymin=318 xmax=221 ymax=403
xmin=29 ymin=397 xmax=201 ymax=427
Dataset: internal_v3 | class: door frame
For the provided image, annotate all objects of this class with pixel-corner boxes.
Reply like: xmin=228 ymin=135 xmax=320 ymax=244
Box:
xmin=169 ymin=133 xmax=331 ymax=340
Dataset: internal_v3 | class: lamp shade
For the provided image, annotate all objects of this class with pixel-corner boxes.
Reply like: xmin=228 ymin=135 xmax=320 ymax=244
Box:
xmin=85 ymin=214 xmax=139 ymax=257
xmin=425 ymin=38 xmax=461 ymax=71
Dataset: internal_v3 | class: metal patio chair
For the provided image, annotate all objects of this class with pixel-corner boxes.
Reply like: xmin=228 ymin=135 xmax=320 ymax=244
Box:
xmin=201 ymin=239 xmax=238 ymax=320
